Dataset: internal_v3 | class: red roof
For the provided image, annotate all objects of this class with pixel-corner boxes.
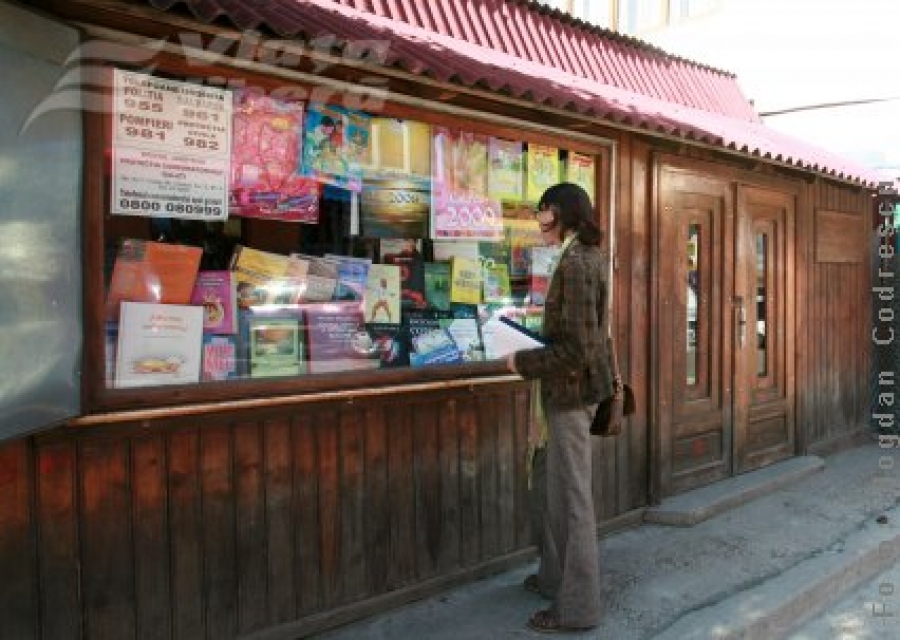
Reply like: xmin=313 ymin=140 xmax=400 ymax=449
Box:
xmin=147 ymin=0 xmax=878 ymax=185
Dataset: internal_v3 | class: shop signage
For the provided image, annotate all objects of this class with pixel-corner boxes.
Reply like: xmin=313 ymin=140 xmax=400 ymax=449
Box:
xmin=111 ymin=69 xmax=232 ymax=220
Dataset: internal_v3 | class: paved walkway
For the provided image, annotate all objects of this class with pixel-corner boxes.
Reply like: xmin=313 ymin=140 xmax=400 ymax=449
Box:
xmin=313 ymin=442 xmax=900 ymax=639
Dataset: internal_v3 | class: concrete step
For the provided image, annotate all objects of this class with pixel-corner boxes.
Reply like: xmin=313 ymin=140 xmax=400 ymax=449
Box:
xmin=645 ymin=455 xmax=825 ymax=527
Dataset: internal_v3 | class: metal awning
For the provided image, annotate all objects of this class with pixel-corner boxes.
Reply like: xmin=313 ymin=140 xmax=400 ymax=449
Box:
xmin=148 ymin=0 xmax=879 ymax=185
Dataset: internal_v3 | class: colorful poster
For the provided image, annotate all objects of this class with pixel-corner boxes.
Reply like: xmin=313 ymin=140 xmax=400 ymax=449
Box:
xmin=364 ymin=118 xmax=432 ymax=179
xmin=566 ymin=152 xmax=596 ymax=199
xmin=488 ymin=138 xmax=525 ymax=202
xmin=301 ymin=103 xmax=370 ymax=192
xmin=431 ymin=127 xmax=503 ymax=241
xmin=230 ymin=91 xmax=319 ymax=222
xmin=526 ymin=144 xmax=561 ymax=203
xmin=111 ymin=69 xmax=231 ymax=221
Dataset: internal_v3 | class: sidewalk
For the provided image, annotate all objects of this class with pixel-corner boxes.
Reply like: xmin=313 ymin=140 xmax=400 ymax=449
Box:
xmin=312 ymin=442 xmax=900 ymax=640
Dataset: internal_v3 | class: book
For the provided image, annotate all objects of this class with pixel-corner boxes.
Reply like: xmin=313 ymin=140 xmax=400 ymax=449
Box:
xmin=382 ymin=242 xmax=427 ymax=309
xmin=450 ymin=256 xmax=482 ymax=305
xmin=363 ymin=118 xmax=432 ymax=179
xmin=231 ymin=245 xmax=309 ymax=308
xmin=432 ymin=239 xmax=480 ymax=263
xmin=304 ymin=302 xmax=381 ymax=374
xmin=423 ymin=262 xmax=452 ymax=311
xmin=201 ymin=334 xmax=239 ymax=381
xmin=503 ymin=202 xmax=544 ymax=278
xmin=301 ymin=103 xmax=369 ymax=191
xmin=405 ymin=309 xmax=464 ymax=367
xmin=115 ymin=302 xmax=204 ymax=388
xmin=230 ymin=91 xmax=319 ymax=223
xmin=488 ymin=137 xmax=525 ymax=202
xmin=529 ymin=245 xmax=561 ymax=305
xmin=364 ymin=263 xmax=402 ymax=324
xmin=190 ymin=270 xmax=238 ymax=334
xmin=325 ymin=254 xmax=371 ymax=302
xmin=483 ymin=262 xmax=512 ymax=304
xmin=525 ymin=144 xmax=561 ymax=203
xmin=365 ymin=322 xmax=410 ymax=368
xmin=444 ymin=305 xmax=485 ymax=362
xmin=565 ymin=151 xmax=596 ymax=198
xmin=248 ymin=316 xmax=305 ymax=378
xmin=106 ymin=239 xmax=202 ymax=320
xmin=291 ymin=253 xmax=339 ymax=302
xmin=379 ymin=238 xmax=422 ymax=262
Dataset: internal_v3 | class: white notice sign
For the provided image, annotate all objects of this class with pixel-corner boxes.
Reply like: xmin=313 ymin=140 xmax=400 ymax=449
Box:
xmin=111 ymin=69 xmax=232 ymax=220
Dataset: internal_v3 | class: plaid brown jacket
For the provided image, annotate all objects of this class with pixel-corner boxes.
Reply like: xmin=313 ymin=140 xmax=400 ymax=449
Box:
xmin=514 ymin=238 xmax=615 ymax=409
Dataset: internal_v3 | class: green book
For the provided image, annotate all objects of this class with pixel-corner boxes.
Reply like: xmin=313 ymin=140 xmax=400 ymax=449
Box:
xmin=424 ymin=261 xmax=452 ymax=311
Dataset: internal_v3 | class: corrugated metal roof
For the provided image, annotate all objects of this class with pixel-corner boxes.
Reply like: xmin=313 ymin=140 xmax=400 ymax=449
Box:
xmin=146 ymin=0 xmax=878 ymax=184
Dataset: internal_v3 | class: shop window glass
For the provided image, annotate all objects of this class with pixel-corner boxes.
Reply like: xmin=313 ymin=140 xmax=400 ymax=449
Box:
xmin=102 ymin=70 xmax=600 ymax=390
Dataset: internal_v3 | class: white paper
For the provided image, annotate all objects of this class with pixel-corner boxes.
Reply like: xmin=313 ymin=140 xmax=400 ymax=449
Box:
xmin=482 ymin=317 xmax=544 ymax=360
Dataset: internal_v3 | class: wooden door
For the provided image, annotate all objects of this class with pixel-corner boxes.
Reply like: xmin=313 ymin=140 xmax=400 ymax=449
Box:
xmin=733 ymin=186 xmax=795 ymax=472
xmin=656 ymin=167 xmax=735 ymax=496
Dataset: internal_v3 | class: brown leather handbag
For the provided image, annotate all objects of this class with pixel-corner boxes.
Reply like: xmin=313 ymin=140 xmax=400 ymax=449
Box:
xmin=590 ymin=340 xmax=636 ymax=437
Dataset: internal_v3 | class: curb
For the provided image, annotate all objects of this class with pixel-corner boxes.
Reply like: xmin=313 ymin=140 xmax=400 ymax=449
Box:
xmin=649 ymin=506 xmax=900 ymax=640
xmin=645 ymin=456 xmax=825 ymax=527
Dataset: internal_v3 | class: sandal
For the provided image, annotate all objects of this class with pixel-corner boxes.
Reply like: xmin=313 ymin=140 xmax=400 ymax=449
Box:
xmin=526 ymin=609 xmax=594 ymax=634
xmin=523 ymin=574 xmax=541 ymax=594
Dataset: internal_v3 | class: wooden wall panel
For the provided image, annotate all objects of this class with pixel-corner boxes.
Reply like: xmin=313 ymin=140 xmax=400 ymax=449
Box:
xmin=263 ymin=419 xmax=295 ymax=625
xmin=234 ymin=423 xmax=267 ymax=633
xmin=0 ymin=439 xmax=37 ymax=640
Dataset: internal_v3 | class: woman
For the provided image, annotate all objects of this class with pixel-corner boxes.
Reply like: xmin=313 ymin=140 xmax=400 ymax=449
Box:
xmin=508 ymin=182 xmax=616 ymax=633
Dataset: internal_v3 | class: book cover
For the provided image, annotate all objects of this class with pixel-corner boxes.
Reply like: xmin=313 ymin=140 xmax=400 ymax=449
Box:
xmin=325 ymin=254 xmax=371 ymax=302
xmin=483 ymin=262 xmax=512 ymax=304
xmin=363 ymin=117 xmax=432 ymax=179
xmin=488 ymin=137 xmax=525 ymax=202
xmin=382 ymin=241 xmax=427 ymax=309
xmin=430 ymin=126 xmax=503 ymax=241
xmin=231 ymin=245 xmax=309 ymax=308
xmin=364 ymin=263 xmax=402 ymax=324
xmin=450 ymin=256 xmax=482 ymax=305
xmin=444 ymin=305 xmax=485 ymax=362
xmin=249 ymin=316 xmax=305 ymax=378
xmin=503 ymin=202 xmax=544 ymax=278
xmin=301 ymin=103 xmax=369 ymax=191
xmin=529 ymin=245 xmax=561 ymax=305
xmin=106 ymin=239 xmax=203 ymax=320
xmin=423 ymin=262 xmax=452 ymax=311
xmin=432 ymin=239 xmax=480 ymax=263
xmin=481 ymin=314 xmax=546 ymax=360
xmin=365 ymin=322 xmax=410 ymax=368
xmin=201 ymin=334 xmax=239 ymax=381
xmin=115 ymin=302 xmax=204 ymax=388
xmin=190 ymin=270 xmax=238 ymax=334
xmin=230 ymin=90 xmax=320 ymax=223
xmin=305 ymin=302 xmax=381 ymax=374
xmin=405 ymin=309 xmax=464 ymax=367
xmin=291 ymin=253 xmax=339 ymax=302
xmin=565 ymin=151 xmax=596 ymax=198
xmin=526 ymin=144 xmax=561 ymax=203
xmin=379 ymin=239 xmax=422 ymax=262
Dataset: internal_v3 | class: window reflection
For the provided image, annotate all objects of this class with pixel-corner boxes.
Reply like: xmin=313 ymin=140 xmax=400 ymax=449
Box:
xmin=756 ymin=233 xmax=767 ymax=377
xmin=687 ymin=224 xmax=700 ymax=386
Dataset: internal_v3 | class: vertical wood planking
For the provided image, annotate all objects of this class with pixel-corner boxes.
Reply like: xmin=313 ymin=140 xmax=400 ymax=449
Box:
xmin=36 ymin=442 xmax=80 ymax=640
xmin=477 ymin=393 xmax=500 ymax=561
xmin=234 ymin=423 xmax=267 ymax=634
xmin=458 ymin=399 xmax=480 ymax=565
xmin=363 ymin=406 xmax=389 ymax=591
xmin=316 ymin=412 xmax=341 ymax=605
xmin=496 ymin=391 xmax=517 ymax=554
xmin=339 ymin=407 xmax=366 ymax=602
xmin=413 ymin=402 xmax=442 ymax=579
xmin=132 ymin=436 xmax=171 ymax=640
xmin=263 ymin=419 xmax=296 ymax=625
xmin=294 ymin=414 xmax=320 ymax=616
xmin=386 ymin=402 xmax=416 ymax=587
xmin=0 ymin=439 xmax=37 ymax=640
xmin=79 ymin=438 xmax=135 ymax=640
xmin=512 ymin=388 xmax=531 ymax=550
xmin=437 ymin=399 xmax=461 ymax=571
xmin=167 ymin=429 xmax=204 ymax=640
xmin=200 ymin=426 xmax=237 ymax=639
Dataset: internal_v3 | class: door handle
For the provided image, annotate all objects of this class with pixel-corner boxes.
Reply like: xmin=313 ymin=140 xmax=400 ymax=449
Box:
xmin=736 ymin=299 xmax=746 ymax=348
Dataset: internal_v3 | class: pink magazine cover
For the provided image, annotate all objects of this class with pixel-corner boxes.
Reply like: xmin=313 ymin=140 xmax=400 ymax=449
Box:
xmin=190 ymin=270 xmax=238 ymax=334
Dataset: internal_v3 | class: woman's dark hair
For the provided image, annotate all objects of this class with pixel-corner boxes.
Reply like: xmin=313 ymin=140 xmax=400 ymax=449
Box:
xmin=537 ymin=182 xmax=602 ymax=246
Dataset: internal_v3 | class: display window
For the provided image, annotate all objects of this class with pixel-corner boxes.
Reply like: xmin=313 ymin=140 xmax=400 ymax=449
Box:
xmin=95 ymin=67 xmax=604 ymax=395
